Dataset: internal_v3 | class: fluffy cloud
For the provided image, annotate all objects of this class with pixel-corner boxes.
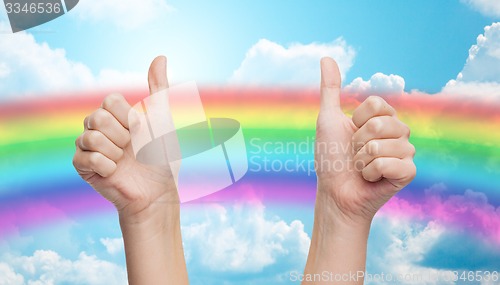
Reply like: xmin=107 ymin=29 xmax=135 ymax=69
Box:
xmin=382 ymin=184 xmax=500 ymax=244
xmin=0 ymin=21 xmax=92 ymax=96
xmin=229 ymin=38 xmax=356 ymax=87
xmin=369 ymin=183 xmax=500 ymax=285
xmin=0 ymin=22 xmax=143 ymax=99
xmin=370 ymin=181 xmax=499 ymax=283
xmin=0 ymin=263 xmax=24 ymax=285
xmin=1 ymin=250 xmax=126 ymax=285
xmin=442 ymin=22 xmax=500 ymax=97
xmin=369 ymin=202 xmax=500 ymax=285
xmin=100 ymin=238 xmax=123 ymax=255
xmin=442 ymin=80 xmax=500 ymax=97
xmin=182 ymin=202 xmax=310 ymax=275
xmin=72 ymin=0 xmax=173 ymax=29
xmin=367 ymin=218 xmax=456 ymax=285
xmin=344 ymin=72 xmax=405 ymax=95
xmin=462 ymin=0 xmax=500 ymax=18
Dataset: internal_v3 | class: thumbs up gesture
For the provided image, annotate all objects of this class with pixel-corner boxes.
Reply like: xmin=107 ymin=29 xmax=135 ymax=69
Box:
xmin=315 ymin=57 xmax=416 ymax=226
xmin=73 ymin=56 xmax=180 ymax=219
xmin=72 ymin=56 xmax=189 ymax=285
xmin=301 ymin=58 xmax=416 ymax=285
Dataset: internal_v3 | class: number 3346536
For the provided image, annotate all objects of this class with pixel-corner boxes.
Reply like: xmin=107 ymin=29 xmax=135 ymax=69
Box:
xmin=5 ymin=2 xmax=62 ymax=14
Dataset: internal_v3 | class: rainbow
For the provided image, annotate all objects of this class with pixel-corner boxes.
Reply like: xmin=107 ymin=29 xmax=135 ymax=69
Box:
xmin=1 ymin=88 xmax=499 ymax=244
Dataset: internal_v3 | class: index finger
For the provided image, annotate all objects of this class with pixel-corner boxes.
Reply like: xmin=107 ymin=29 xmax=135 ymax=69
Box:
xmin=100 ymin=93 xmax=132 ymax=129
xmin=352 ymin=96 xmax=396 ymax=128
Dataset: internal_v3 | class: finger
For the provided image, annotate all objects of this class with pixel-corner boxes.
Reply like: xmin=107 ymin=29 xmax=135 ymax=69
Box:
xmin=353 ymin=138 xmax=415 ymax=169
xmin=352 ymin=116 xmax=410 ymax=152
xmin=83 ymin=116 xmax=90 ymax=130
xmin=101 ymin=93 xmax=132 ymax=130
xmin=87 ymin=108 xmax=130 ymax=148
xmin=77 ymin=130 xmax=124 ymax=162
xmin=148 ymin=55 xmax=169 ymax=95
xmin=352 ymin=96 xmax=396 ymax=129
xmin=73 ymin=148 xmax=117 ymax=178
xmin=320 ymin=57 xmax=342 ymax=113
xmin=362 ymin=157 xmax=416 ymax=188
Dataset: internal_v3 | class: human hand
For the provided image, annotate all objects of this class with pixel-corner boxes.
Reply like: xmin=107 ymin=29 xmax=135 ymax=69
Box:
xmin=315 ymin=57 xmax=416 ymax=226
xmin=72 ymin=56 xmax=179 ymax=224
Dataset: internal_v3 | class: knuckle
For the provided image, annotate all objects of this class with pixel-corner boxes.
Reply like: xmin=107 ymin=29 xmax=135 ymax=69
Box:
xmin=402 ymin=123 xmax=411 ymax=137
xmin=88 ymin=152 xmax=103 ymax=169
xmin=406 ymin=161 xmax=417 ymax=180
xmin=102 ymin=93 xmax=124 ymax=109
xmin=91 ymin=109 xmax=112 ymax=129
xmin=365 ymin=140 xmax=379 ymax=156
xmin=85 ymin=131 xmax=102 ymax=147
xmin=366 ymin=96 xmax=384 ymax=112
xmin=80 ymin=133 xmax=91 ymax=149
xmin=408 ymin=143 xmax=416 ymax=157
xmin=366 ymin=117 xmax=383 ymax=134
xmin=410 ymin=162 xmax=417 ymax=177
xmin=75 ymin=135 xmax=81 ymax=147
xmin=83 ymin=116 xmax=90 ymax=129
xmin=79 ymin=133 xmax=90 ymax=149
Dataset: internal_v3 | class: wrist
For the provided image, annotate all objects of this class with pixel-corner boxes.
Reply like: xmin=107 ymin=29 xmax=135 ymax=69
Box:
xmin=315 ymin=183 xmax=374 ymax=230
xmin=314 ymin=190 xmax=371 ymax=241
xmin=304 ymin=190 xmax=371 ymax=283
xmin=119 ymin=202 xmax=181 ymax=243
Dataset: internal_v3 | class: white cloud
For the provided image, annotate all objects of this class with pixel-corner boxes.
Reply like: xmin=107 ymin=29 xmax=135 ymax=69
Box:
xmin=442 ymin=80 xmax=500 ymax=97
xmin=462 ymin=0 xmax=500 ymax=18
xmin=0 ymin=22 xmax=143 ymax=100
xmin=182 ymin=202 xmax=310 ymax=273
xmin=0 ymin=22 xmax=93 ymax=95
xmin=72 ymin=0 xmax=173 ymax=29
xmin=100 ymin=238 xmax=123 ymax=255
xmin=344 ymin=72 xmax=405 ymax=95
xmin=367 ymin=217 xmax=456 ymax=285
xmin=2 ymin=250 xmax=126 ymax=285
xmin=229 ymin=38 xmax=356 ymax=87
xmin=442 ymin=22 xmax=500 ymax=97
xmin=0 ymin=263 xmax=24 ymax=285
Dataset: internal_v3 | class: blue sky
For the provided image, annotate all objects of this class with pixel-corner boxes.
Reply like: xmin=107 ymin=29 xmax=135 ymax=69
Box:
xmin=18 ymin=0 xmax=495 ymax=93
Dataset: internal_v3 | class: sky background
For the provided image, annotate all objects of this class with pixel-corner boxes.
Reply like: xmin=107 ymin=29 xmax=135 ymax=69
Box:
xmin=0 ymin=0 xmax=498 ymax=96
xmin=0 ymin=0 xmax=500 ymax=284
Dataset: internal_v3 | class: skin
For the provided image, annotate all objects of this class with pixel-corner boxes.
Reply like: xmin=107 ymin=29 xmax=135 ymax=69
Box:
xmin=73 ymin=56 xmax=189 ymax=285
xmin=73 ymin=55 xmax=415 ymax=284
xmin=302 ymin=57 xmax=416 ymax=284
